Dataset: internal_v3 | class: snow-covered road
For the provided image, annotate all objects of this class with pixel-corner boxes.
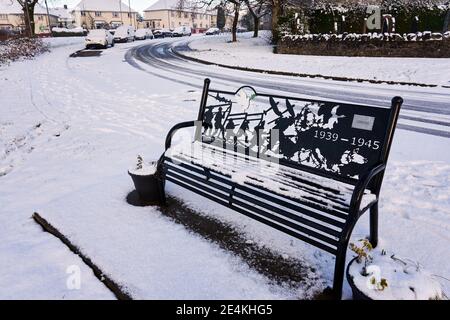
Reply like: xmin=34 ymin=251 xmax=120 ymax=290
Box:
xmin=126 ymin=36 xmax=450 ymax=138
xmin=1 ymin=37 xmax=449 ymax=299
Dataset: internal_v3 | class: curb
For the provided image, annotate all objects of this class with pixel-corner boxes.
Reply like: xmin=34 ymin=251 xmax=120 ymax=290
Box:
xmin=172 ymin=46 xmax=444 ymax=88
xmin=33 ymin=212 xmax=132 ymax=300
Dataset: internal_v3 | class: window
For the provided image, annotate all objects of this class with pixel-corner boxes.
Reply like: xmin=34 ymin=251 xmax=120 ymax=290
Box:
xmin=0 ymin=14 xmax=7 ymax=20
xmin=95 ymin=12 xmax=101 ymax=17
xmin=113 ymin=12 xmax=119 ymax=18
xmin=37 ymin=15 xmax=43 ymax=21
xmin=184 ymin=13 xmax=188 ymax=18
xmin=127 ymin=13 xmax=131 ymax=18
xmin=80 ymin=11 xmax=86 ymax=16
xmin=179 ymin=22 xmax=181 ymax=26
xmin=171 ymin=11 xmax=175 ymax=17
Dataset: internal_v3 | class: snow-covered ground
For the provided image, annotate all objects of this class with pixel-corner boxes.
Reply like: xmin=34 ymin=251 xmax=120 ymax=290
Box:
xmin=0 ymin=37 xmax=449 ymax=299
xmin=183 ymin=32 xmax=450 ymax=87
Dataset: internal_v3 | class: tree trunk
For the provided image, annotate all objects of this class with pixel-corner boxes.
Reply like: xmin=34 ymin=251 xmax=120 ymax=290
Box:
xmin=271 ymin=0 xmax=279 ymax=44
xmin=253 ymin=15 xmax=259 ymax=37
xmin=231 ymin=3 xmax=240 ymax=42
xmin=22 ymin=2 xmax=36 ymax=37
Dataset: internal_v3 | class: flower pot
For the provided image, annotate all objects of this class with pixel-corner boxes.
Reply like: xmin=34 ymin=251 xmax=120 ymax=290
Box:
xmin=346 ymin=257 xmax=372 ymax=300
xmin=128 ymin=170 xmax=164 ymax=206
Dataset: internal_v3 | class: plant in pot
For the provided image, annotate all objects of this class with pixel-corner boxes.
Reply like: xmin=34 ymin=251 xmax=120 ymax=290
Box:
xmin=128 ymin=155 xmax=164 ymax=205
xmin=346 ymin=239 xmax=445 ymax=300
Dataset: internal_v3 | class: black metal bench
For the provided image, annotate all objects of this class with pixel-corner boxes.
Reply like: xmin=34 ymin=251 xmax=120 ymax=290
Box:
xmin=157 ymin=78 xmax=402 ymax=299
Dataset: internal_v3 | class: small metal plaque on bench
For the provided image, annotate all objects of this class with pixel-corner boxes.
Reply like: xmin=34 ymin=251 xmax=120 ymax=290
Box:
xmin=352 ymin=115 xmax=375 ymax=131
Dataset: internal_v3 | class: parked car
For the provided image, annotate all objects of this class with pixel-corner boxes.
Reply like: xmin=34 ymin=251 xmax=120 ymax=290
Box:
xmin=153 ymin=28 xmax=172 ymax=38
xmin=172 ymin=26 xmax=191 ymax=37
xmin=237 ymin=27 xmax=248 ymax=33
xmin=135 ymin=28 xmax=154 ymax=40
xmin=205 ymin=27 xmax=220 ymax=35
xmin=85 ymin=29 xmax=114 ymax=49
xmin=113 ymin=25 xmax=135 ymax=43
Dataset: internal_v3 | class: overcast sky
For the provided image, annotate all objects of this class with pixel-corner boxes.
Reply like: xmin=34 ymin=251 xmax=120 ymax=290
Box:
xmin=45 ymin=0 xmax=158 ymax=13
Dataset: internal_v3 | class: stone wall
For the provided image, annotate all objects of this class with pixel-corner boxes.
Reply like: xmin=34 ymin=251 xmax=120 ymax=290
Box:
xmin=277 ymin=36 xmax=450 ymax=58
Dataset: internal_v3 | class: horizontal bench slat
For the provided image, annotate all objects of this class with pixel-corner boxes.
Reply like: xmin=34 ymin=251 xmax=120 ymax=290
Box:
xmin=166 ymin=167 xmax=340 ymax=248
xmin=166 ymin=160 xmax=345 ymax=231
xmin=166 ymin=174 xmax=338 ymax=255
xmin=165 ymin=157 xmax=350 ymax=222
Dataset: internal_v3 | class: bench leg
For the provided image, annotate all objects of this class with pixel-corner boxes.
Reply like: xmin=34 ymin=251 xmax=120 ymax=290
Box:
xmin=369 ymin=203 xmax=379 ymax=248
xmin=157 ymin=177 xmax=167 ymax=206
xmin=332 ymin=250 xmax=346 ymax=300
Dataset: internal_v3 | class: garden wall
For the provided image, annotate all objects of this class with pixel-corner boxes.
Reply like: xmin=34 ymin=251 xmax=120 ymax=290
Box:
xmin=277 ymin=37 xmax=450 ymax=58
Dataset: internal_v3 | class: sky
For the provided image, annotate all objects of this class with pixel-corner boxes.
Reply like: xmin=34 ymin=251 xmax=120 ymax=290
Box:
xmin=45 ymin=0 xmax=158 ymax=13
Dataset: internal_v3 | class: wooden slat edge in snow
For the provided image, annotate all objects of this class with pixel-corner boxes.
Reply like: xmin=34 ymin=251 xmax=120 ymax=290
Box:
xmin=32 ymin=212 xmax=132 ymax=300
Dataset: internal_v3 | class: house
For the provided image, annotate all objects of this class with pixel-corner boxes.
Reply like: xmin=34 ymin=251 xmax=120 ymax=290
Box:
xmin=50 ymin=5 xmax=74 ymax=28
xmin=72 ymin=0 xmax=138 ymax=30
xmin=0 ymin=0 xmax=58 ymax=34
xmin=143 ymin=0 xmax=233 ymax=33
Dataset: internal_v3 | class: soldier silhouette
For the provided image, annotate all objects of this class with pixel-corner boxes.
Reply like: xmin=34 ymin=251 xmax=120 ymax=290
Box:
xmin=203 ymin=107 xmax=214 ymax=136
xmin=212 ymin=106 xmax=225 ymax=138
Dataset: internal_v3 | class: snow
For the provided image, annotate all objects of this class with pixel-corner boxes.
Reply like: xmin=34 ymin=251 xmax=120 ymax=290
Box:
xmin=128 ymin=159 xmax=157 ymax=175
xmin=348 ymin=249 xmax=444 ymax=300
xmin=36 ymin=173 xmax=313 ymax=299
xmin=0 ymin=36 xmax=449 ymax=299
xmin=182 ymin=31 xmax=450 ymax=87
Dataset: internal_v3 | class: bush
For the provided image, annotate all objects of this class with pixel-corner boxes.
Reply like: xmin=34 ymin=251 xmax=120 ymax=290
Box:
xmin=0 ymin=38 xmax=49 ymax=65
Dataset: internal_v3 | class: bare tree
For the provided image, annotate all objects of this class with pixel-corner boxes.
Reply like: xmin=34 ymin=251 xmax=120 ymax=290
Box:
xmin=244 ymin=0 xmax=270 ymax=37
xmin=184 ymin=0 xmax=244 ymax=42
xmin=16 ymin=0 xmax=39 ymax=37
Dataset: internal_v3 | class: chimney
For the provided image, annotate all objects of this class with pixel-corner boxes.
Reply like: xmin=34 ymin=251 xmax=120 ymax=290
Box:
xmin=64 ymin=5 xmax=68 ymax=9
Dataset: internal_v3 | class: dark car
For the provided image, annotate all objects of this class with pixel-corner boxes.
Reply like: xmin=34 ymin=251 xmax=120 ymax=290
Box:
xmin=153 ymin=28 xmax=172 ymax=38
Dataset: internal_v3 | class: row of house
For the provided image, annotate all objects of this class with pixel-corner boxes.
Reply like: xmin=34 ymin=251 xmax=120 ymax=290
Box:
xmin=0 ymin=0 xmax=233 ymax=35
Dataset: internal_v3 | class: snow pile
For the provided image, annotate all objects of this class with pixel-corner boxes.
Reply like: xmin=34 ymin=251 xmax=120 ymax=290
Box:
xmin=52 ymin=27 xmax=85 ymax=34
xmin=348 ymin=247 xmax=444 ymax=300
xmin=0 ymin=38 xmax=49 ymax=66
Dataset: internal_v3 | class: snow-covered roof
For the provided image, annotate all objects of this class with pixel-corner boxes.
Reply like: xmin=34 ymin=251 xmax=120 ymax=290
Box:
xmin=50 ymin=7 xmax=73 ymax=20
xmin=144 ymin=0 xmax=207 ymax=12
xmin=73 ymin=0 xmax=137 ymax=13
xmin=0 ymin=0 xmax=52 ymax=15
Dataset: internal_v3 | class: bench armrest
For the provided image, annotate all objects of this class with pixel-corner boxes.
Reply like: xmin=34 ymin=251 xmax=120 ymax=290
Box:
xmin=349 ymin=163 xmax=386 ymax=213
xmin=165 ymin=121 xmax=196 ymax=150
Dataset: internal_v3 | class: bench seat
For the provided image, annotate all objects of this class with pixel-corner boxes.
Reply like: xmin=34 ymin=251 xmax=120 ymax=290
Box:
xmin=165 ymin=141 xmax=377 ymax=255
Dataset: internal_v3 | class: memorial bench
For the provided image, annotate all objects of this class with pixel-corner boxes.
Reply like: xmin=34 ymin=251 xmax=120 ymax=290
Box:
xmin=156 ymin=78 xmax=403 ymax=299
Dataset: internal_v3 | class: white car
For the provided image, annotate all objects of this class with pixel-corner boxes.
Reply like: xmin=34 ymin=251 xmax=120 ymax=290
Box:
xmin=205 ymin=27 xmax=220 ymax=35
xmin=135 ymin=28 xmax=153 ymax=40
xmin=85 ymin=29 xmax=114 ymax=49
xmin=172 ymin=26 xmax=191 ymax=37
xmin=113 ymin=25 xmax=135 ymax=43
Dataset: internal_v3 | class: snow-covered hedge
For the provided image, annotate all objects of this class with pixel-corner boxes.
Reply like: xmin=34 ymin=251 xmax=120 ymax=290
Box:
xmin=0 ymin=38 xmax=49 ymax=66
xmin=51 ymin=27 xmax=87 ymax=37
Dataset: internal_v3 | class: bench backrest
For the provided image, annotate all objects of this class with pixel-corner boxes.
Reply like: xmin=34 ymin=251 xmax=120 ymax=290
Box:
xmin=197 ymin=79 xmax=402 ymax=186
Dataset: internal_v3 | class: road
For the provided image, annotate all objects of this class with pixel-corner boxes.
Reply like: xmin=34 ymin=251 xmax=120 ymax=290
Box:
xmin=125 ymin=37 xmax=450 ymax=138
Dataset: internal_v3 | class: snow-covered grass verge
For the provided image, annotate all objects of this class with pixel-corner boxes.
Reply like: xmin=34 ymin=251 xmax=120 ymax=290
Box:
xmin=1 ymin=37 xmax=449 ymax=299
xmin=183 ymin=31 xmax=450 ymax=87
